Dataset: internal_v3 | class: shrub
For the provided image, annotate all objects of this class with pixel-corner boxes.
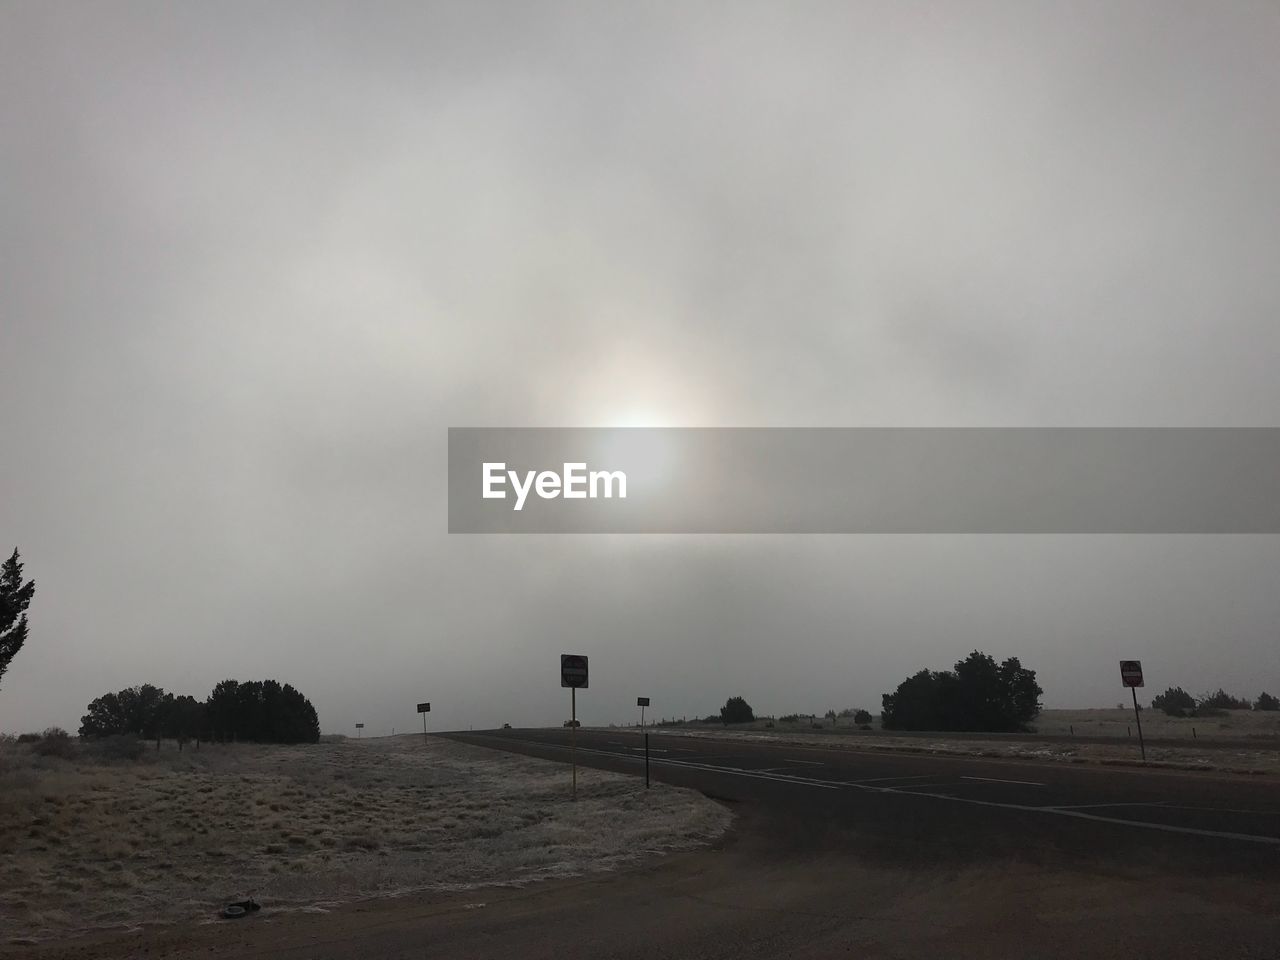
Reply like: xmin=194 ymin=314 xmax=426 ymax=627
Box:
xmin=82 ymin=734 xmax=147 ymax=763
xmin=1255 ymin=692 xmax=1279 ymax=712
xmin=16 ymin=732 xmax=40 ymax=743
xmin=33 ymin=727 xmax=75 ymax=758
xmin=1152 ymin=686 xmax=1196 ymax=717
xmin=1198 ymin=689 xmax=1251 ymax=711
xmin=853 ymin=709 xmax=872 ymax=725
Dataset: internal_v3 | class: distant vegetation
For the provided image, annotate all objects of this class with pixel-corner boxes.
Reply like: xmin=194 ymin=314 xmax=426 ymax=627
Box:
xmin=880 ymin=651 xmax=1042 ymax=732
xmin=79 ymin=679 xmax=320 ymax=744
xmin=0 ymin=549 xmax=35 ymax=694
xmin=1152 ymin=685 xmax=1274 ymax=717
xmin=719 ymin=696 xmax=756 ymax=724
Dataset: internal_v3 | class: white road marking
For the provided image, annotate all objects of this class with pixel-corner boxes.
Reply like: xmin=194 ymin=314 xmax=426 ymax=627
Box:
xmin=961 ymin=776 xmax=1045 ymax=787
xmin=891 ymin=783 xmax=956 ymax=792
xmin=783 ymin=758 xmax=825 ymax=766
xmin=844 ymin=774 xmax=934 ymax=784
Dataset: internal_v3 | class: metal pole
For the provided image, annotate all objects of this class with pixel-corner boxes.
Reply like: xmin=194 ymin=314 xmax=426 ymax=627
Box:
xmin=1131 ymin=687 xmax=1146 ymax=761
xmin=645 ymin=732 xmax=650 ymax=789
xmin=571 ymin=687 xmax=577 ymax=800
xmin=423 ymin=713 xmax=427 ymax=738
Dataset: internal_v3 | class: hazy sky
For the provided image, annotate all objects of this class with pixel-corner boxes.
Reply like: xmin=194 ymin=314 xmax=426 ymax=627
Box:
xmin=2 ymin=2 xmax=1279 ymax=735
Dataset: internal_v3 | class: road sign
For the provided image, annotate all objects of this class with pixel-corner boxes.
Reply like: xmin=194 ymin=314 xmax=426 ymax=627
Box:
xmin=354 ymin=723 xmax=364 ymax=728
xmin=637 ymin=697 xmax=650 ymax=707
xmin=1120 ymin=660 xmax=1144 ymax=688
xmin=561 ymin=654 xmax=589 ymax=689
xmin=417 ymin=702 xmax=431 ymax=713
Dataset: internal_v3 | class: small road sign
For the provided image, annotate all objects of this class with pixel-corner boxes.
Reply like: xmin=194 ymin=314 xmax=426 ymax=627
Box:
xmin=1120 ymin=661 xmax=1147 ymax=761
xmin=416 ymin=702 xmax=431 ymax=713
xmin=637 ymin=697 xmax=650 ymax=707
xmin=354 ymin=723 xmax=364 ymax=728
xmin=561 ymin=654 xmax=589 ymax=689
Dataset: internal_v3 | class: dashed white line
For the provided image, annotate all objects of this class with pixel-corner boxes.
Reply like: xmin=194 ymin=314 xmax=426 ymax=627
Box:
xmin=961 ymin=776 xmax=1045 ymax=787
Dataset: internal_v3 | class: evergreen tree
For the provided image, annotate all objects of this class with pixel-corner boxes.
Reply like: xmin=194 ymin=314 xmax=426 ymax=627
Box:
xmin=0 ymin=549 xmax=35 ymax=692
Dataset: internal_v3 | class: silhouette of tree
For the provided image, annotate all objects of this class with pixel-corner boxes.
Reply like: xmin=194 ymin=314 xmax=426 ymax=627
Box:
xmin=0 ymin=549 xmax=35 ymax=692
xmin=719 ymin=696 xmax=755 ymax=724
xmin=881 ymin=651 xmax=1042 ymax=732
xmin=79 ymin=684 xmax=168 ymax=738
xmin=1152 ymin=686 xmax=1195 ymax=716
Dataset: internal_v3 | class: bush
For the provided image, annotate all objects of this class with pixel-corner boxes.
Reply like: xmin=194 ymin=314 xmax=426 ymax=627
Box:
xmin=16 ymin=732 xmax=40 ymax=743
xmin=32 ymin=727 xmax=75 ymax=758
xmin=779 ymin=714 xmax=800 ymax=723
xmin=1152 ymin=686 xmax=1196 ymax=717
xmin=1255 ymin=692 xmax=1279 ymax=712
xmin=853 ymin=709 xmax=872 ymax=725
xmin=82 ymin=734 xmax=147 ymax=763
xmin=1198 ymin=689 xmax=1251 ymax=712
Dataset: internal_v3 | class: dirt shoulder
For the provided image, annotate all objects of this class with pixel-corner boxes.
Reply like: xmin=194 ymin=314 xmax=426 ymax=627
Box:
xmin=0 ymin=734 xmax=730 ymax=947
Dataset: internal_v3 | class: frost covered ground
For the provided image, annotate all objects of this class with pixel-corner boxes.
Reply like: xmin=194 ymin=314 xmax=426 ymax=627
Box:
xmin=0 ymin=735 xmax=730 ymax=945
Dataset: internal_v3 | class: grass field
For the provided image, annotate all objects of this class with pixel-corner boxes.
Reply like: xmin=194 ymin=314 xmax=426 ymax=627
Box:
xmin=630 ymin=708 xmax=1280 ymax=774
xmin=654 ymin=707 xmax=1280 ymax=740
xmin=0 ymin=734 xmax=730 ymax=945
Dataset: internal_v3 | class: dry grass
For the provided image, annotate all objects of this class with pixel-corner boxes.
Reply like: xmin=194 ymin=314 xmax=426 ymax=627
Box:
xmin=0 ymin=735 xmax=730 ymax=945
xmin=645 ymin=708 xmax=1280 ymax=774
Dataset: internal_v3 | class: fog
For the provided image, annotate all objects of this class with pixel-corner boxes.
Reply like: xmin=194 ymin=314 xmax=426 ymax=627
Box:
xmin=2 ymin=2 xmax=1279 ymax=735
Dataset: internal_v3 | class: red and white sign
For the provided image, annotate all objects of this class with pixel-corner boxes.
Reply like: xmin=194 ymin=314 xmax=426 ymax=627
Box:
xmin=1119 ymin=660 xmax=1144 ymax=688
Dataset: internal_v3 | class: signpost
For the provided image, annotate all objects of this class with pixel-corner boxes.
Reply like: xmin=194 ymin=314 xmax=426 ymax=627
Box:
xmin=637 ymin=697 xmax=652 ymax=788
xmin=1120 ymin=660 xmax=1145 ymax=760
xmin=355 ymin=722 xmax=364 ymax=739
xmin=417 ymin=702 xmax=431 ymax=737
xmin=561 ymin=655 xmax=589 ymax=799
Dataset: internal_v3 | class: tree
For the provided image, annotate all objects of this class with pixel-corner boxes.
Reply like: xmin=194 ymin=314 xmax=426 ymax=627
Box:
xmin=1255 ymin=692 xmax=1279 ymax=712
xmin=1198 ymin=689 xmax=1251 ymax=711
xmin=720 ymin=696 xmax=756 ymax=725
xmin=204 ymin=678 xmax=319 ymax=743
xmin=853 ymin=709 xmax=872 ymax=725
xmin=0 ymin=549 xmax=35 ymax=692
xmin=164 ymin=695 xmax=206 ymax=745
xmin=881 ymin=651 xmax=1042 ymax=732
xmin=79 ymin=684 xmax=168 ymax=738
xmin=1151 ymin=686 xmax=1195 ymax=717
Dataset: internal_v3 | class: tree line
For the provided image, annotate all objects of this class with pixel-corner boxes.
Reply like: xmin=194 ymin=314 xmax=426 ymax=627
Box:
xmin=705 ymin=651 xmax=1043 ymax=733
xmin=1151 ymin=686 xmax=1278 ymax=717
xmin=79 ymin=679 xmax=320 ymax=744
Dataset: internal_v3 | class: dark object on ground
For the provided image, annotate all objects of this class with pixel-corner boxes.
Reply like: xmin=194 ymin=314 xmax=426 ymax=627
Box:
xmin=503 ymin=723 xmax=512 ymax=729
xmin=221 ymin=899 xmax=261 ymax=919
xmin=563 ymin=719 xmax=580 ymax=727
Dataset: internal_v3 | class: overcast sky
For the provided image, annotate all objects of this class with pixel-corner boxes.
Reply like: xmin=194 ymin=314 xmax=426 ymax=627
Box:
xmin=2 ymin=2 xmax=1279 ymax=736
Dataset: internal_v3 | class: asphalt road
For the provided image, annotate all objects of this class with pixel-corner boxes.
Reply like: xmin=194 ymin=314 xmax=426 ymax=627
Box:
xmin=447 ymin=727 xmax=1280 ymax=873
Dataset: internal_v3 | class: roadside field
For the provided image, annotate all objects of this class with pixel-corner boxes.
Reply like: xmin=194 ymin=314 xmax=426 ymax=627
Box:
xmin=0 ymin=734 xmax=730 ymax=946
xmin=625 ymin=708 xmax=1280 ymax=774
